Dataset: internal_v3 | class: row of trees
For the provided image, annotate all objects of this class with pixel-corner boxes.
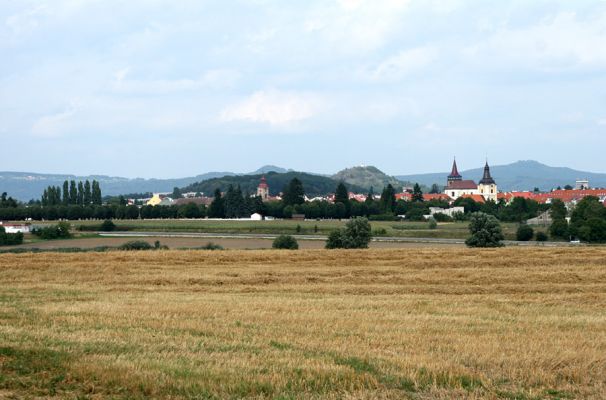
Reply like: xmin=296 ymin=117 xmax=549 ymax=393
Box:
xmin=548 ymin=196 xmax=606 ymax=242
xmin=1 ymin=192 xmax=18 ymax=208
xmin=41 ymin=180 xmax=102 ymax=206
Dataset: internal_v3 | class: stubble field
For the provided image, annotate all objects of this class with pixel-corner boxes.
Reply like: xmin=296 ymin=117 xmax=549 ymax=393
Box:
xmin=1 ymin=248 xmax=605 ymax=399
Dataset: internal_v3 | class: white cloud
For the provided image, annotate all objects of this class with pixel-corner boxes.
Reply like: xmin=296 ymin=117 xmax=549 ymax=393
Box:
xmin=220 ymin=90 xmax=321 ymax=126
xmin=365 ymin=47 xmax=437 ymax=81
xmin=111 ymin=69 xmax=241 ymax=94
xmin=31 ymin=103 xmax=79 ymax=137
xmin=467 ymin=11 xmax=606 ymax=70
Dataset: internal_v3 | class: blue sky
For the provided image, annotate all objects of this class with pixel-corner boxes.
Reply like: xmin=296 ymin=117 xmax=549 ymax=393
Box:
xmin=1 ymin=0 xmax=606 ymax=178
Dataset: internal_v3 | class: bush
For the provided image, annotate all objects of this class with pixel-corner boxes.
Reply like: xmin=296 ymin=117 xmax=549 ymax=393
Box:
xmin=0 ymin=227 xmax=24 ymax=246
xmin=549 ymin=219 xmax=569 ymax=240
xmin=516 ymin=224 xmax=534 ymax=241
xmin=199 ymin=242 xmax=223 ymax=250
xmin=325 ymin=217 xmax=372 ymax=249
xmin=32 ymin=222 xmax=72 ymax=240
xmin=432 ymin=213 xmax=453 ymax=222
xmin=100 ymin=220 xmax=116 ymax=232
xmin=118 ymin=240 xmax=153 ymax=251
xmin=428 ymin=219 xmax=438 ymax=229
xmin=272 ymin=235 xmax=299 ymax=250
xmin=373 ymin=228 xmax=387 ymax=236
xmin=465 ymin=212 xmax=504 ymax=248
xmin=535 ymin=231 xmax=548 ymax=242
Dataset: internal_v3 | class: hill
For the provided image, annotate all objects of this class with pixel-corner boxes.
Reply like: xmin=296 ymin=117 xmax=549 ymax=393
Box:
xmin=0 ymin=171 xmax=236 ymax=201
xmin=332 ymin=166 xmax=405 ymax=192
xmin=182 ymin=171 xmax=367 ymax=197
xmin=396 ymin=160 xmax=606 ymax=192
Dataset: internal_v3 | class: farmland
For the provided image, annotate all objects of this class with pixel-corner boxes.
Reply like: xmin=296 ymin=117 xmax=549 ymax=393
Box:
xmin=1 ymin=248 xmax=605 ymax=399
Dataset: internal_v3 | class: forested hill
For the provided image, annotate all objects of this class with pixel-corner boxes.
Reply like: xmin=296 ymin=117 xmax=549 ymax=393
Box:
xmin=182 ymin=171 xmax=367 ymax=197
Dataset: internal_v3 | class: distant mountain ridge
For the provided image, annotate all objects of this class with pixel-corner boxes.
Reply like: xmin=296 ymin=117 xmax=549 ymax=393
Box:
xmin=396 ymin=160 xmax=606 ymax=192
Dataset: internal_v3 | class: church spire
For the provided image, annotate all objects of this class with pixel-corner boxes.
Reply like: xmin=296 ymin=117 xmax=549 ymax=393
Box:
xmin=479 ymin=161 xmax=495 ymax=185
xmin=447 ymin=158 xmax=462 ymax=183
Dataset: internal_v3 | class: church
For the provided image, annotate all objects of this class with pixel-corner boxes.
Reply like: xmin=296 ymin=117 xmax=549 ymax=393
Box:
xmin=444 ymin=159 xmax=498 ymax=202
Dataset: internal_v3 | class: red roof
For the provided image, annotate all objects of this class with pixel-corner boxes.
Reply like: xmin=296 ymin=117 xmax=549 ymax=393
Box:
xmin=498 ymin=189 xmax=606 ymax=205
xmin=446 ymin=180 xmax=477 ymax=190
xmin=423 ymin=193 xmax=452 ymax=201
xmin=258 ymin=176 xmax=268 ymax=189
xmin=460 ymin=194 xmax=485 ymax=203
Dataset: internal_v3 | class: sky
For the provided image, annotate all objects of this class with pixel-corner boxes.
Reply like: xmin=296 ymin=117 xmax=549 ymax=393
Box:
xmin=1 ymin=0 xmax=606 ymax=179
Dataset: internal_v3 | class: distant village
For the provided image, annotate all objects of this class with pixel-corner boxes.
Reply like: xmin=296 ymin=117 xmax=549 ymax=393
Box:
xmin=129 ymin=159 xmax=606 ymax=222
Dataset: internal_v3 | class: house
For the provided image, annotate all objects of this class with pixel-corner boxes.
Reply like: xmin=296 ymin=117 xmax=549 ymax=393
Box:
xmin=444 ymin=159 xmax=498 ymax=202
xmin=428 ymin=207 xmax=464 ymax=218
xmin=250 ymin=213 xmax=263 ymax=221
xmin=0 ymin=223 xmax=31 ymax=234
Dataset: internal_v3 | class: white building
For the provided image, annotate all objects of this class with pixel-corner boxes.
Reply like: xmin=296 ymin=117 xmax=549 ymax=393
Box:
xmin=444 ymin=159 xmax=498 ymax=202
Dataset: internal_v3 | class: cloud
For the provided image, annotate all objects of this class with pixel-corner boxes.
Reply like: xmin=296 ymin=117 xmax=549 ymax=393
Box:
xmin=466 ymin=11 xmax=606 ymax=71
xmin=365 ymin=47 xmax=437 ymax=81
xmin=111 ymin=69 xmax=241 ymax=94
xmin=31 ymin=103 xmax=79 ymax=137
xmin=220 ymin=90 xmax=321 ymax=126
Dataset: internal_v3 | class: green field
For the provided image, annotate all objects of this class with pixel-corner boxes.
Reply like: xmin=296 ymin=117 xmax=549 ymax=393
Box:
xmin=69 ymin=219 xmax=539 ymax=240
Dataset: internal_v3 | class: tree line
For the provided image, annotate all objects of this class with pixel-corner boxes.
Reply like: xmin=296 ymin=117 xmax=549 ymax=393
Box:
xmin=41 ymin=180 xmax=102 ymax=206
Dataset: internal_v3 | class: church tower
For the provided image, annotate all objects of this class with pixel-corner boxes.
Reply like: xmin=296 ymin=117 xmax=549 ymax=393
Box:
xmin=447 ymin=158 xmax=462 ymax=186
xmin=257 ymin=176 xmax=269 ymax=201
xmin=477 ymin=161 xmax=497 ymax=202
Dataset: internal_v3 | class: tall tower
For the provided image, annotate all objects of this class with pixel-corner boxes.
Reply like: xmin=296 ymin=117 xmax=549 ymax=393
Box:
xmin=447 ymin=158 xmax=463 ymax=185
xmin=257 ymin=176 xmax=269 ymax=201
xmin=478 ymin=161 xmax=497 ymax=202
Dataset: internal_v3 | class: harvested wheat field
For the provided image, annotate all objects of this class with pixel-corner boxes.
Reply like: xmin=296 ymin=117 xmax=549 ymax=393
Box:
xmin=1 ymin=248 xmax=605 ymax=399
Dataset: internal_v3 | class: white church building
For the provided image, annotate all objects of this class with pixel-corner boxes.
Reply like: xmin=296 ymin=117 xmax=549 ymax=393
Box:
xmin=444 ymin=159 xmax=498 ymax=202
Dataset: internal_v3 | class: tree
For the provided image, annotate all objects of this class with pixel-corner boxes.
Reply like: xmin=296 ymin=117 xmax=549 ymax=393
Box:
xmin=172 ymin=187 xmax=183 ymax=199
xmin=366 ymin=187 xmax=374 ymax=203
xmin=516 ymin=224 xmax=534 ymax=241
xmin=412 ymin=183 xmax=424 ymax=202
xmin=77 ymin=181 xmax=84 ymax=205
xmin=207 ymin=189 xmax=225 ymax=218
xmin=379 ymin=184 xmax=396 ymax=213
xmin=549 ymin=199 xmax=567 ymax=220
xmin=69 ymin=181 xmax=78 ymax=205
xmin=92 ymin=180 xmax=103 ymax=205
xmin=84 ymin=180 xmax=92 ymax=205
xmin=272 ymin=235 xmax=299 ymax=250
xmin=564 ymin=185 xmax=573 ymax=190
xmin=62 ymin=181 xmax=69 ymax=205
xmin=569 ymin=196 xmax=606 ymax=242
xmin=465 ymin=212 xmax=504 ymax=247
xmin=334 ymin=182 xmax=350 ymax=217
xmin=325 ymin=217 xmax=372 ymax=249
xmin=282 ymin=178 xmax=305 ymax=206
xmin=549 ymin=219 xmax=569 ymax=240
xmin=429 ymin=184 xmax=441 ymax=194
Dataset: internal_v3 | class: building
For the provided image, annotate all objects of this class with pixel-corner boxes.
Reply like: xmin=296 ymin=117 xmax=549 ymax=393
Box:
xmin=575 ymin=179 xmax=589 ymax=190
xmin=257 ymin=176 xmax=269 ymax=201
xmin=444 ymin=159 xmax=498 ymax=202
xmin=0 ymin=223 xmax=31 ymax=234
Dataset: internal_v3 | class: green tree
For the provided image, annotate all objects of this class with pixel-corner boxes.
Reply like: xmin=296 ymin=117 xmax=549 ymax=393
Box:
xmin=334 ymin=182 xmax=350 ymax=217
xmin=84 ymin=180 xmax=92 ymax=205
xmin=429 ymin=183 xmax=441 ymax=194
xmin=77 ymin=181 xmax=84 ymax=205
xmin=91 ymin=180 xmax=102 ymax=205
xmin=69 ymin=180 xmax=78 ymax=205
xmin=412 ymin=183 xmax=424 ymax=202
xmin=465 ymin=212 xmax=504 ymax=247
xmin=62 ymin=181 xmax=69 ymax=205
xmin=272 ymin=235 xmax=299 ymax=250
xmin=208 ymin=189 xmax=225 ymax=218
xmin=325 ymin=217 xmax=372 ymax=249
xmin=516 ymin=224 xmax=534 ymax=241
xmin=379 ymin=184 xmax=396 ymax=213
xmin=282 ymin=178 xmax=305 ymax=206
xmin=549 ymin=199 xmax=567 ymax=220
xmin=172 ymin=187 xmax=183 ymax=199
xmin=549 ymin=219 xmax=569 ymax=240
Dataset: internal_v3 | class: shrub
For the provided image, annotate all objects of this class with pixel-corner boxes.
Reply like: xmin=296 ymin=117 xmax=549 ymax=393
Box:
xmin=32 ymin=222 xmax=72 ymax=240
xmin=432 ymin=213 xmax=453 ymax=222
xmin=272 ymin=235 xmax=299 ymax=250
xmin=516 ymin=224 xmax=534 ymax=241
xmin=0 ymin=227 xmax=24 ymax=246
xmin=465 ymin=212 xmax=504 ymax=248
xmin=549 ymin=219 xmax=569 ymax=240
xmin=325 ymin=217 xmax=372 ymax=249
xmin=368 ymin=214 xmax=398 ymax=221
xmin=373 ymin=228 xmax=387 ymax=236
xmin=452 ymin=211 xmax=467 ymax=221
xmin=428 ymin=219 xmax=438 ymax=229
xmin=535 ymin=231 xmax=548 ymax=242
xmin=118 ymin=241 xmax=153 ymax=251
xmin=199 ymin=242 xmax=223 ymax=250
xmin=100 ymin=220 xmax=116 ymax=232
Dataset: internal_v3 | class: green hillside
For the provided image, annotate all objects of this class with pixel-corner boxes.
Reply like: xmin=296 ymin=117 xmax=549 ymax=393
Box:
xmin=332 ymin=166 xmax=405 ymax=192
xmin=182 ymin=171 xmax=367 ymax=197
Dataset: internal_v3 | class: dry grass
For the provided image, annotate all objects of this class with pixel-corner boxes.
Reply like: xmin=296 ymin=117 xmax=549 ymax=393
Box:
xmin=0 ymin=248 xmax=605 ymax=399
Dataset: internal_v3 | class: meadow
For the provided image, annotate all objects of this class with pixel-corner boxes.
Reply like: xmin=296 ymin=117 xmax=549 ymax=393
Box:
xmin=71 ymin=219 xmax=534 ymax=240
xmin=1 ymin=248 xmax=604 ymax=399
